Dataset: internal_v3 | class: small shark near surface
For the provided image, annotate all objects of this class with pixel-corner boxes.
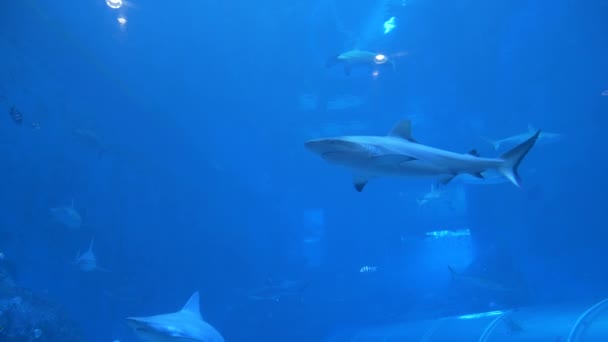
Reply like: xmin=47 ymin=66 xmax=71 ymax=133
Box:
xmin=326 ymin=49 xmax=394 ymax=76
xmin=305 ymin=120 xmax=540 ymax=192
xmin=483 ymin=125 xmax=561 ymax=151
xmin=126 ymin=292 xmax=224 ymax=342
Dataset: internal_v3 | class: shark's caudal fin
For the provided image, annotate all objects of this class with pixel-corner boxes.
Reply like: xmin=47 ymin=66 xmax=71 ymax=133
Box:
xmin=498 ymin=130 xmax=541 ymax=187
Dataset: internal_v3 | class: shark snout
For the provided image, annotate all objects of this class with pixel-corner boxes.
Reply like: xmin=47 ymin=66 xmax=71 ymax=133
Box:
xmin=304 ymin=139 xmax=331 ymax=154
xmin=305 ymin=138 xmax=359 ymax=155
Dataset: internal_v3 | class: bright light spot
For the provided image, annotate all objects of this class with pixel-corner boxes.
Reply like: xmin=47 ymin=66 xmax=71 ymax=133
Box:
xmin=457 ymin=310 xmax=505 ymax=320
xmin=372 ymin=70 xmax=379 ymax=78
xmin=374 ymin=54 xmax=388 ymax=64
xmin=117 ymin=17 xmax=127 ymax=25
xmin=383 ymin=17 xmax=396 ymax=34
xmin=106 ymin=0 xmax=123 ymax=9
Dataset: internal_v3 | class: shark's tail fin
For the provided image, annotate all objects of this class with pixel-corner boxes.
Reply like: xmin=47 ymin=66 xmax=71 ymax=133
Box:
xmin=498 ymin=131 xmax=541 ymax=187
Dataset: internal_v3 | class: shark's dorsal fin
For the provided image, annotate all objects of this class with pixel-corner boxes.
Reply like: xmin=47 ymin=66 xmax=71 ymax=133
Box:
xmin=180 ymin=292 xmax=203 ymax=319
xmin=389 ymin=120 xmax=415 ymax=142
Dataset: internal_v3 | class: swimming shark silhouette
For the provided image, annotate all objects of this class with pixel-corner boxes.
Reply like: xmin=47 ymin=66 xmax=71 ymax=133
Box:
xmin=50 ymin=199 xmax=82 ymax=229
xmin=305 ymin=120 xmax=540 ymax=192
xmin=74 ymin=238 xmax=108 ymax=272
xmin=326 ymin=49 xmax=394 ymax=76
xmin=448 ymin=265 xmax=513 ymax=292
xmin=126 ymin=292 xmax=224 ymax=342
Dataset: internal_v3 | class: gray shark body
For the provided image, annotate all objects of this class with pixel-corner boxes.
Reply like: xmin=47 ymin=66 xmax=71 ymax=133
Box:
xmin=127 ymin=292 xmax=224 ymax=342
xmin=305 ymin=120 xmax=540 ymax=192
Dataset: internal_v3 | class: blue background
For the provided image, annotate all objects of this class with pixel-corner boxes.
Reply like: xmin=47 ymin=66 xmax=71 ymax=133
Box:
xmin=1 ymin=0 xmax=607 ymax=340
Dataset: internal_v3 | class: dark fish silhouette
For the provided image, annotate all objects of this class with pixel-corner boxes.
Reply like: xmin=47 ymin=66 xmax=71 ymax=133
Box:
xmin=9 ymin=106 xmax=22 ymax=125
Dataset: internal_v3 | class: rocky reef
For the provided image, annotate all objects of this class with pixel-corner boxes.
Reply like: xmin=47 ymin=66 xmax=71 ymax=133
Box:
xmin=0 ymin=258 xmax=83 ymax=341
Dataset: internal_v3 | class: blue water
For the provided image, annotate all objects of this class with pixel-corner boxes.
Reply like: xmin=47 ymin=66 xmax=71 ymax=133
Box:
xmin=1 ymin=0 xmax=607 ymax=341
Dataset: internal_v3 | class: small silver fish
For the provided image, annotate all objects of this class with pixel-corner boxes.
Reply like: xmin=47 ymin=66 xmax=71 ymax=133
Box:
xmin=359 ymin=266 xmax=377 ymax=273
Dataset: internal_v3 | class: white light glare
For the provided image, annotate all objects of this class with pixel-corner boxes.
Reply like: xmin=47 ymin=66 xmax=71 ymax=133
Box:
xmin=457 ymin=310 xmax=505 ymax=320
xmin=106 ymin=0 xmax=123 ymax=9
xmin=117 ymin=17 xmax=127 ymax=25
xmin=374 ymin=54 xmax=388 ymax=64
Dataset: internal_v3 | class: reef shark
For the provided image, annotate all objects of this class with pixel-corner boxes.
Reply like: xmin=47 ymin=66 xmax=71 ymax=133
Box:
xmin=305 ymin=120 xmax=540 ymax=192
xmin=326 ymin=49 xmax=394 ymax=76
xmin=50 ymin=200 xmax=82 ymax=230
xmin=74 ymin=238 xmax=108 ymax=272
xmin=416 ymin=184 xmax=443 ymax=206
xmin=483 ymin=125 xmax=561 ymax=151
xmin=126 ymin=292 xmax=224 ymax=342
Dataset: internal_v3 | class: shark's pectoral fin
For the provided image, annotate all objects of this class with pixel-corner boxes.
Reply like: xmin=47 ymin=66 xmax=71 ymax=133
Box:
xmin=470 ymin=172 xmax=484 ymax=179
xmin=344 ymin=66 xmax=352 ymax=76
xmin=353 ymin=175 xmax=369 ymax=192
xmin=388 ymin=120 xmax=416 ymax=142
xmin=353 ymin=180 xmax=367 ymax=192
xmin=439 ymin=173 xmax=457 ymax=185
